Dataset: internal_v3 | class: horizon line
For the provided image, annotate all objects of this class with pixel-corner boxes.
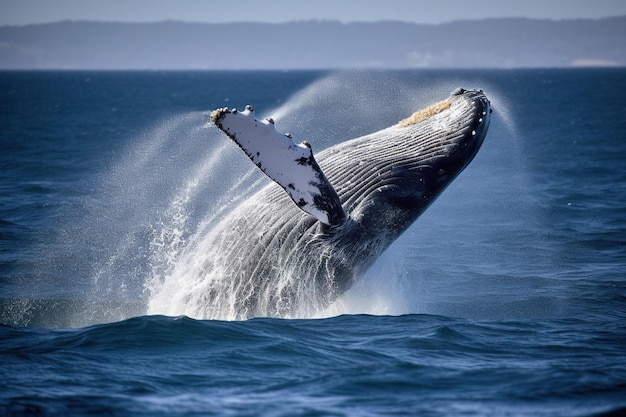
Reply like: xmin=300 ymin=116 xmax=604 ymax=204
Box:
xmin=2 ymin=15 xmax=625 ymax=28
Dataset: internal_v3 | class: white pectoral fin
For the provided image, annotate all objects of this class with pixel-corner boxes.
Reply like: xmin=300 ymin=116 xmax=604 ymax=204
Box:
xmin=211 ymin=105 xmax=346 ymax=226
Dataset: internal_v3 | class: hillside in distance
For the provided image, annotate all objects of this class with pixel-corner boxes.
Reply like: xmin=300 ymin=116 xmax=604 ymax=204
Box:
xmin=0 ymin=17 xmax=624 ymax=69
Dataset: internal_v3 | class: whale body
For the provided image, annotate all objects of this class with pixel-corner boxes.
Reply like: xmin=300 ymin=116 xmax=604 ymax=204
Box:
xmin=197 ymin=88 xmax=491 ymax=319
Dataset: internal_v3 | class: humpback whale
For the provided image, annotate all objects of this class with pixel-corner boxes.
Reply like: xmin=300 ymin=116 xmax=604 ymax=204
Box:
xmin=201 ymin=88 xmax=491 ymax=319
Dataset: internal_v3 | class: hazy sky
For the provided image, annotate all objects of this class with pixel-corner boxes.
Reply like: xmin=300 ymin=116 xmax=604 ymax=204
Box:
xmin=2 ymin=0 xmax=626 ymax=26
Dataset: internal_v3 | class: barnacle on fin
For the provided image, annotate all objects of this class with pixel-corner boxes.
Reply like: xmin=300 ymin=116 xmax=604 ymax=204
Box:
xmin=210 ymin=107 xmax=230 ymax=125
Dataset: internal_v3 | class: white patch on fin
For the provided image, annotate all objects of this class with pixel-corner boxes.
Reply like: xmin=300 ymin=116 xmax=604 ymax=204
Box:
xmin=211 ymin=106 xmax=345 ymax=226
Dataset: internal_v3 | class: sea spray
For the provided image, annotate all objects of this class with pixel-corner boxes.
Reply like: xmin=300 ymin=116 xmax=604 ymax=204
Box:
xmin=77 ymin=110 xmax=260 ymax=324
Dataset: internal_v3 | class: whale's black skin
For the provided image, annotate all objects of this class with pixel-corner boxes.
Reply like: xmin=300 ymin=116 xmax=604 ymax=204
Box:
xmin=205 ymin=88 xmax=491 ymax=319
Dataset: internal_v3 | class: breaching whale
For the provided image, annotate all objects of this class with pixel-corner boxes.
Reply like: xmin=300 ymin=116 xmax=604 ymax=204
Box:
xmin=203 ymin=88 xmax=491 ymax=319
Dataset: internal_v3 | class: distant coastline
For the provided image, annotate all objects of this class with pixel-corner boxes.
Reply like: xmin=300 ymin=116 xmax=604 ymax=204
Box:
xmin=1 ymin=17 xmax=624 ymax=69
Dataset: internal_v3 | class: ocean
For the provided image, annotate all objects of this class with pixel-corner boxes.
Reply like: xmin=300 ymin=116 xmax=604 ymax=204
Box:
xmin=1 ymin=69 xmax=625 ymax=416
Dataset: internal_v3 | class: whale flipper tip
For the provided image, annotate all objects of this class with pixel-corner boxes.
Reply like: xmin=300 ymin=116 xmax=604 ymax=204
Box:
xmin=210 ymin=107 xmax=230 ymax=125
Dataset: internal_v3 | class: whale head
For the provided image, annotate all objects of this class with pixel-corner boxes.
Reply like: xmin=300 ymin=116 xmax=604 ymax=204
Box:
xmin=324 ymin=88 xmax=491 ymax=241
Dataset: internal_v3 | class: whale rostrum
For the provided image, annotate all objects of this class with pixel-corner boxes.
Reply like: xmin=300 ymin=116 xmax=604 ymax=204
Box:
xmin=204 ymin=88 xmax=491 ymax=319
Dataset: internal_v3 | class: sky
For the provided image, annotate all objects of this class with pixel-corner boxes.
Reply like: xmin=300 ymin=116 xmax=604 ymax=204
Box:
xmin=1 ymin=0 xmax=626 ymax=26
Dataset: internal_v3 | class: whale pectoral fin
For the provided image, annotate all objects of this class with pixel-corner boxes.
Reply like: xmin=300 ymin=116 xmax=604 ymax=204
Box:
xmin=210 ymin=106 xmax=346 ymax=226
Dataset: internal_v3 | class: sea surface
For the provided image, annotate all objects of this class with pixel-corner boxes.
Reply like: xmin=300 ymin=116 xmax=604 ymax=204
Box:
xmin=1 ymin=69 xmax=625 ymax=416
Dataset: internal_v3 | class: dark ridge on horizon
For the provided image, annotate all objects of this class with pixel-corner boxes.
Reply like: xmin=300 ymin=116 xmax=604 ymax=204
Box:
xmin=3 ymin=15 xmax=626 ymax=27
xmin=0 ymin=17 xmax=624 ymax=69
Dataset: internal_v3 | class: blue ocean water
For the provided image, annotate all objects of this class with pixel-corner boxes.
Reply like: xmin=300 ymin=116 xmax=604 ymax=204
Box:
xmin=1 ymin=69 xmax=625 ymax=416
